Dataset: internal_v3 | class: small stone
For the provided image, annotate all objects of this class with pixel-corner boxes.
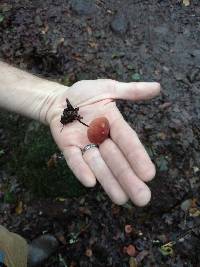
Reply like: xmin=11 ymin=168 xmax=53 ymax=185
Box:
xmin=134 ymin=238 xmax=146 ymax=251
xmin=174 ymin=71 xmax=185 ymax=81
xmin=136 ymin=250 xmax=149 ymax=263
xmin=181 ymin=199 xmax=192 ymax=212
xmin=188 ymin=68 xmax=200 ymax=83
xmin=111 ymin=13 xmax=128 ymax=35
xmin=28 ymin=235 xmax=59 ymax=267
xmin=85 ymin=248 xmax=93 ymax=257
xmin=34 ymin=15 xmax=43 ymax=27
xmin=71 ymin=0 xmax=96 ymax=16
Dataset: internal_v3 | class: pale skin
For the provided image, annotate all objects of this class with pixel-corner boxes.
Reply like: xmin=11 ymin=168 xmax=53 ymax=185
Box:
xmin=0 ymin=61 xmax=160 ymax=206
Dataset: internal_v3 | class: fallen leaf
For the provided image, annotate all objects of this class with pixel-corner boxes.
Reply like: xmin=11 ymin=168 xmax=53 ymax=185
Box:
xmin=69 ymin=233 xmax=79 ymax=244
xmin=1 ymin=3 xmax=12 ymax=12
xmin=0 ymin=149 xmax=4 ymax=156
xmin=71 ymin=53 xmax=83 ymax=62
xmin=47 ymin=153 xmax=57 ymax=168
xmin=0 ymin=14 xmax=4 ymax=23
xmin=183 ymin=0 xmax=190 ymax=6
xmin=15 ymin=201 xmax=23 ymax=215
xmin=159 ymin=244 xmax=174 ymax=256
xmin=4 ymin=192 xmax=15 ymax=204
xmin=131 ymin=73 xmax=141 ymax=81
xmin=189 ymin=207 xmax=200 ymax=217
xmin=56 ymin=197 xmax=66 ymax=202
xmin=156 ymin=156 xmax=169 ymax=171
xmin=129 ymin=256 xmax=137 ymax=267
xmin=88 ymin=41 xmax=98 ymax=49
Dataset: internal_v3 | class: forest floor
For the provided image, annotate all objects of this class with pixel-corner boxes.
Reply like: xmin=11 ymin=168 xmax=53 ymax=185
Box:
xmin=0 ymin=0 xmax=200 ymax=266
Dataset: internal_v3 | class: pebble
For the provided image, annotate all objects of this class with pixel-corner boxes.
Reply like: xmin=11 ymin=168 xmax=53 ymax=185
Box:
xmin=34 ymin=15 xmax=43 ymax=27
xmin=111 ymin=12 xmax=128 ymax=35
xmin=28 ymin=234 xmax=59 ymax=267
xmin=71 ymin=0 xmax=96 ymax=15
xmin=180 ymin=199 xmax=192 ymax=212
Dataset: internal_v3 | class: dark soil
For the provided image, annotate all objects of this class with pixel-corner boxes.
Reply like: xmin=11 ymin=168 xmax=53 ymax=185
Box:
xmin=0 ymin=0 xmax=200 ymax=266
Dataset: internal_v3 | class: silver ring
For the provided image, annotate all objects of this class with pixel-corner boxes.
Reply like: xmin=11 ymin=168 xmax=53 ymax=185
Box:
xmin=82 ymin=144 xmax=99 ymax=155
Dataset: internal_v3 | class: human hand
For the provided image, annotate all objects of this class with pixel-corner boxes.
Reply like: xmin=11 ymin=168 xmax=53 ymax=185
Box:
xmin=47 ymin=79 xmax=160 ymax=206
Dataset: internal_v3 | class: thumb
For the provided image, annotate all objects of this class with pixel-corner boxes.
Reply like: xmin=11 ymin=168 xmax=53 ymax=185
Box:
xmin=113 ymin=81 xmax=161 ymax=101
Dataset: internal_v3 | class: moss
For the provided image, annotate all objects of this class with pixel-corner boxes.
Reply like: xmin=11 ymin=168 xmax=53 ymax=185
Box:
xmin=0 ymin=111 xmax=86 ymax=198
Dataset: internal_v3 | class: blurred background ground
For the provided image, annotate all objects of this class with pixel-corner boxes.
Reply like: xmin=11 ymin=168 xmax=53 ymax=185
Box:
xmin=0 ymin=0 xmax=200 ymax=266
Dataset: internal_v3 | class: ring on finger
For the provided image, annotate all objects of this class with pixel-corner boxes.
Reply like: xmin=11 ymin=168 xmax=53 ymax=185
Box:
xmin=82 ymin=144 xmax=99 ymax=155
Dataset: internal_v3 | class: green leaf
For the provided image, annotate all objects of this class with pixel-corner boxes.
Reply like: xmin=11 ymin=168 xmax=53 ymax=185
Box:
xmin=159 ymin=245 xmax=173 ymax=256
xmin=0 ymin=149 xmax=4 ymax=156
xmin=131 ymin=73 xmax=141 ymax=81
xmin=122 ymin=201 xmax=134 ymax=210
xmin=127 ymin=64 xmax=135 ymax=70
xmin=0 ymin=14 xmax=4 ymax=23
xmin=68 ymin=233 xmax=79 ymax=244
xmin=111 ymin=51 xmax=125 ymax=59
xmin=4 ymin=192 xmax=15 ymax=204
xmin=61 ymin=75 xmax=71 ymax=86
xmin=1 ymin=4 xmax=12 ymax=12
xmin=156 ymin=156 xmax=169 ymax=171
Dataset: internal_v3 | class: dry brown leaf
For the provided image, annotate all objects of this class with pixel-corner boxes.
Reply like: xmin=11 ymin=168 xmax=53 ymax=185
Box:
xmin=129 ymin=256 xmax=137 ymax=267
xmin=47 ymin=153 xmax=57 ymax=168
xmin=15 ymin=201 xmax=23 ymax=215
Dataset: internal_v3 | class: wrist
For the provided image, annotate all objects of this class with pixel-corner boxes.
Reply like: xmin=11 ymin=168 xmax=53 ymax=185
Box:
xmin=38 ymin=81 xmax=67 ymax=125
xmin=0 ymin=61 xmax=68 ymax=124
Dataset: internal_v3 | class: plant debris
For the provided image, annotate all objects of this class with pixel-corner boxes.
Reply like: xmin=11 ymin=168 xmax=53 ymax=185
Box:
xmin=0 ymin=0 xmax=200 ymax=266
xmin=60 ymin=98 xmax=88 ymax=131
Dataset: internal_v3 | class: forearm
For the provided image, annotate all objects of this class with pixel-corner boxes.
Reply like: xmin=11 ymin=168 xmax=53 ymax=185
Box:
xmin=0 ymin=61 xmax=66 ymax=124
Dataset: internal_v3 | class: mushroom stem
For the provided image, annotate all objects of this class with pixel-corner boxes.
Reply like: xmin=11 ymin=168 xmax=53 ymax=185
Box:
xmin=77 ymin=119 xmax=89 ymax=127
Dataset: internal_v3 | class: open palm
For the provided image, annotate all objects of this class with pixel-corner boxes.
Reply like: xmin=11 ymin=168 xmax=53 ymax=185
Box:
xmin=48 ymin=79 xmax=160 ymax=206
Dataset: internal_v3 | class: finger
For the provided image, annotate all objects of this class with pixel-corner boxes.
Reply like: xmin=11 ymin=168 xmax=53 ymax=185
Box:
xmin=83 ymin=147 xmax=129 ymax=205
xmin=68 ymin=79 xmax=160 ymax=106
xmin=63 ymin=146 xmax=96 ymax=187
xmin=111 ymin=113 xmax=156 ymax=182
xmin=100 ymin=139 xmax=151 ymax=207
xmin=113 ymin=81 xmax=161 ymax=101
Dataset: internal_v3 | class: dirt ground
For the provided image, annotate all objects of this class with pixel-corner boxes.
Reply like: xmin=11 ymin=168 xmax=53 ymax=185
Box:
xmin=0 ymin=0 xmax=200 ymax=266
